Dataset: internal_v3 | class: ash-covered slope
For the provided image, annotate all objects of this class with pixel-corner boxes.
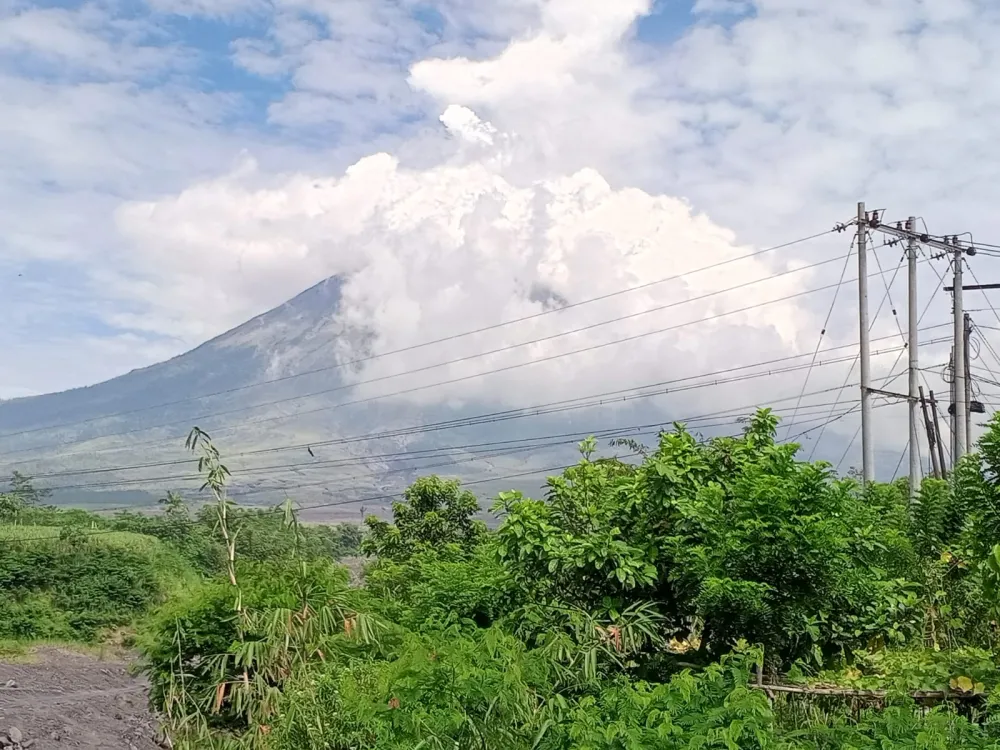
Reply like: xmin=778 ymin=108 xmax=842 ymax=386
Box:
xmin=0 ymin=277 xmax=348 ymax=434
xmin=0 ymin=276 xmax=588 ymax=519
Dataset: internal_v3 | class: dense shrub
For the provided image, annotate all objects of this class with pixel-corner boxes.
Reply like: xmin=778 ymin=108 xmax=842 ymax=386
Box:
xmin=0 ymin=533 xmax=184 ymax=640
xmin=362 ymin=545 xmax=515 ymax=632
xmin=137 ymin=559 xmax=365 ymax=732
xmin=363 ymin=475 xmax=487 ymax=562
xmin=268 ymin=627 xmax=554 ymax=749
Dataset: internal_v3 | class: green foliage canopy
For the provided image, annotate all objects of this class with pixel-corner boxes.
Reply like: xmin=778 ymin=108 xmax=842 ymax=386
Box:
xmin=363 ymin=475 xmax=487 ymax=562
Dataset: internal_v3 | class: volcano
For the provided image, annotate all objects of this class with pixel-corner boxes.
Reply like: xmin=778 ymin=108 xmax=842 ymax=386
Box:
xmin=0 ymin=275 xmax=606 ymax=520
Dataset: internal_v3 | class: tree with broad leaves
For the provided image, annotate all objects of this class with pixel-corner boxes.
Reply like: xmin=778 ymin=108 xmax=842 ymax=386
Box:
xmin=362 ymin=475 xmax=487 ymax=562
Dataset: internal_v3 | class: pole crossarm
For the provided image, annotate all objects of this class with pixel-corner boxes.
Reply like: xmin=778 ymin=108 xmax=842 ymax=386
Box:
xmin=865 ymin=387 xmax=916 ymax=402
xmin=865 ymin=217 xmax=979 ymax=258
xmin=944 ymin=284 xmax=1000 ymax=292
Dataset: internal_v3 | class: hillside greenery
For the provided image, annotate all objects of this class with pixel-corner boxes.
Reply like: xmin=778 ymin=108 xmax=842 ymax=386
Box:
xmin=0 ymin=476 xmax=362 ymax=646
xmin=7 ymin=413 xmax=1000 ymax=747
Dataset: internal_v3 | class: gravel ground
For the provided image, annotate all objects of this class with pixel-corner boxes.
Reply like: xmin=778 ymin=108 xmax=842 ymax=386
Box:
xmin=0 ymin=648 xmax=164 ymax=750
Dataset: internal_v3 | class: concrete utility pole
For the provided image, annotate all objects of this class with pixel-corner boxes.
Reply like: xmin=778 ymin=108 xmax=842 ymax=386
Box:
xmin=954 ymin=248 xmax=968 ymax=462
xmin=949 ymin=347 xmax=957 ymax=466
xmin=907 ymin=218 xmax=920 ymax=498
xmin=965 ymin=313 xmax=973 ymax=452
xmin=857 ymin=202 xmax=874 ymax=484
xmin=862 ymin=213 xmax=979 ymax=477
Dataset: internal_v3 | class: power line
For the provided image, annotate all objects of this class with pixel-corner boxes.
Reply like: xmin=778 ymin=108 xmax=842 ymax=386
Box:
xmin=969 ymin=366 xmax=1000 ymax=390
xmin=8 ymin=388 xmax=879 ymax=510
xmin=963 ymin=259 xmax=1000 ymax=416
xmin=809 ymin=245 xmax=943 ymax=460
xmin=0 ymin=262 xmax=925 ymax=462
xmin=784 ymin=235 xmax=855 ymax=439
xmin=870 ymin=233 xmax=921 ymax=480
xmin=1 ymin=250 xmax=853 ymax=454
xmin=49 ymin=405 xmax=857 ymax=496
xmin=915 ymin=240 xmax=957 ymax=465
xmin=867 ymin=230 xmax=907 ymax=342
xmin=15 ymin=331 xmax=948 ymax=481
xmin=892 ymin=441 xmax=908 ymax=481
xmin=835 ymin=368 xmax=911 ymax=472
xmin=7 ymin=339 xmax=950 ymax=512
xmin=6 ymin=404 xmax=870 ymax=544
xmin=789 ymin=403 xmax=860 ymax=444
xmin=965 ymin=263 xmax=1000 ymax=330
xmin=220 ymin=407 xmax=856 ymax=504
xmin=21 ymin=397 xmax=873 ymax=497
xmin=9 ymin=458 xmax=633 ymax=545
xmin=805 ymin=236 xmax=897 ymax=459
xmin=0 ymin=229 xmax=840 ymax=444
xmin=976 ymin=330 xmax=1000 ymax=375
xmin=969 ymin=325 xmax=1000 ymax=394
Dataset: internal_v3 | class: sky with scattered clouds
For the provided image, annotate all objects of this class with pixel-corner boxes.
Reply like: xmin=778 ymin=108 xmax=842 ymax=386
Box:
xmin=3 ymin=0 xmax=1000 ymax=471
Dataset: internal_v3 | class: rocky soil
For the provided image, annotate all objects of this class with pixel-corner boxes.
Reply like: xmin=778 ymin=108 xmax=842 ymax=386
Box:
xmin=0 ymin=648 xmax=163 ymax=750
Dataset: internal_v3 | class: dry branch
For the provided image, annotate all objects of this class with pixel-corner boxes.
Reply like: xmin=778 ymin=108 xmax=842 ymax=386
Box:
xmin=749 ymin=683 xmax=981 ymax=701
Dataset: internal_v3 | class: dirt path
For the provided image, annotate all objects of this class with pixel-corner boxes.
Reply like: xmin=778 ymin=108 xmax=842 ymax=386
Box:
xmin=0 ymin=648 xmax=162 ymax=750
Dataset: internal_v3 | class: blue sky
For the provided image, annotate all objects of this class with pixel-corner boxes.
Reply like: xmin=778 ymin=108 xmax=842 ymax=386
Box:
xmin=2 ymin=0 xmax=1000 ymax=468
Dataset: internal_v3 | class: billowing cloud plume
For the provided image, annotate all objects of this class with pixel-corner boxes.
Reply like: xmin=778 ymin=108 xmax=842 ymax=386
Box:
xmin=6 ymin=0 xmax=1000 ymax=472
xmin=111 ymin=96 xmax=836 ymax=421
xmin=99 ymin=0 xmax=934 ymax=456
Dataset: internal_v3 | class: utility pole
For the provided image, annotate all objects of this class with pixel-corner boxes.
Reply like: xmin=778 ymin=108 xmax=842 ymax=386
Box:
xmin=858 ymin=202 xmax=874 ymax=484
xmin=862 ymin=214 xmax=980 ymax=478
xmin=965 ymin=313 xmax=973 ymax=452
xmin=907 ymin=218 xmax=920 ymax=498
xmin=949 ymin=347 xmax=957 ymax=466
xmin=954 ymin=247 xmax=968 ymax=462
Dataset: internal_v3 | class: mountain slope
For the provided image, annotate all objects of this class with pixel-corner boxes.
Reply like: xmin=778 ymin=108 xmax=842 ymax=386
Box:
xmin=0 ymin=273 xmax=889 ymax=518
xmin=0 ymin=275 xmax=588 ymax=519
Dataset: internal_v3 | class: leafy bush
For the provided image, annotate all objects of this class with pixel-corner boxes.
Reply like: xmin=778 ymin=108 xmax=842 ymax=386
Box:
xmin=363 ymin=545 xmax=516 ymax=632
xmin=268 ymin=627 xmax=554 ymax=750
xmin=363 ymin=475 xmax=487 ymax=562
xmin=108 ymin=503 xmax=362 ymax=576
xmin=137 ymin=559 xmax=371 ymax=734
xmin=495 ymin=412 xmax=923 ymax=667
xmin=805 ymin=646 xmax=1000 ymax=694
xmin=493 ymin=440 xmax=653 ymax=611
xmin=0 ymin=530 xmax=188 ymax=640
xmin=541 ymin=646 xmax=776 ymax=750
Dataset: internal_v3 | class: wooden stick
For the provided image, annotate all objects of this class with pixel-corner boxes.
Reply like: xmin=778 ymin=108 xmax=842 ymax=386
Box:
xmin=929 ymin=390 xmax=948 ymax=477
xmin=919 ymin=386 xmax=941 ymax=478
xmin=749 ymin=683 xmax=979 ymax=700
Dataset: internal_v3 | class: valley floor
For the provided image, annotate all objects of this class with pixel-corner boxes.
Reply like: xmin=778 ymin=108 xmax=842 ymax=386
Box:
xmin=0 ymin=647 xmax=160 ymax=750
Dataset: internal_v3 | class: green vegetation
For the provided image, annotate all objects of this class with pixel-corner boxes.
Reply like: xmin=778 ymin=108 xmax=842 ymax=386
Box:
xmin=0 ymin=463 xmax=362 ymax=647
xmin=12 ymin=412 xmax=1000 ymax=747
xmin=0 ymin=529 xmax=179 ymax=641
